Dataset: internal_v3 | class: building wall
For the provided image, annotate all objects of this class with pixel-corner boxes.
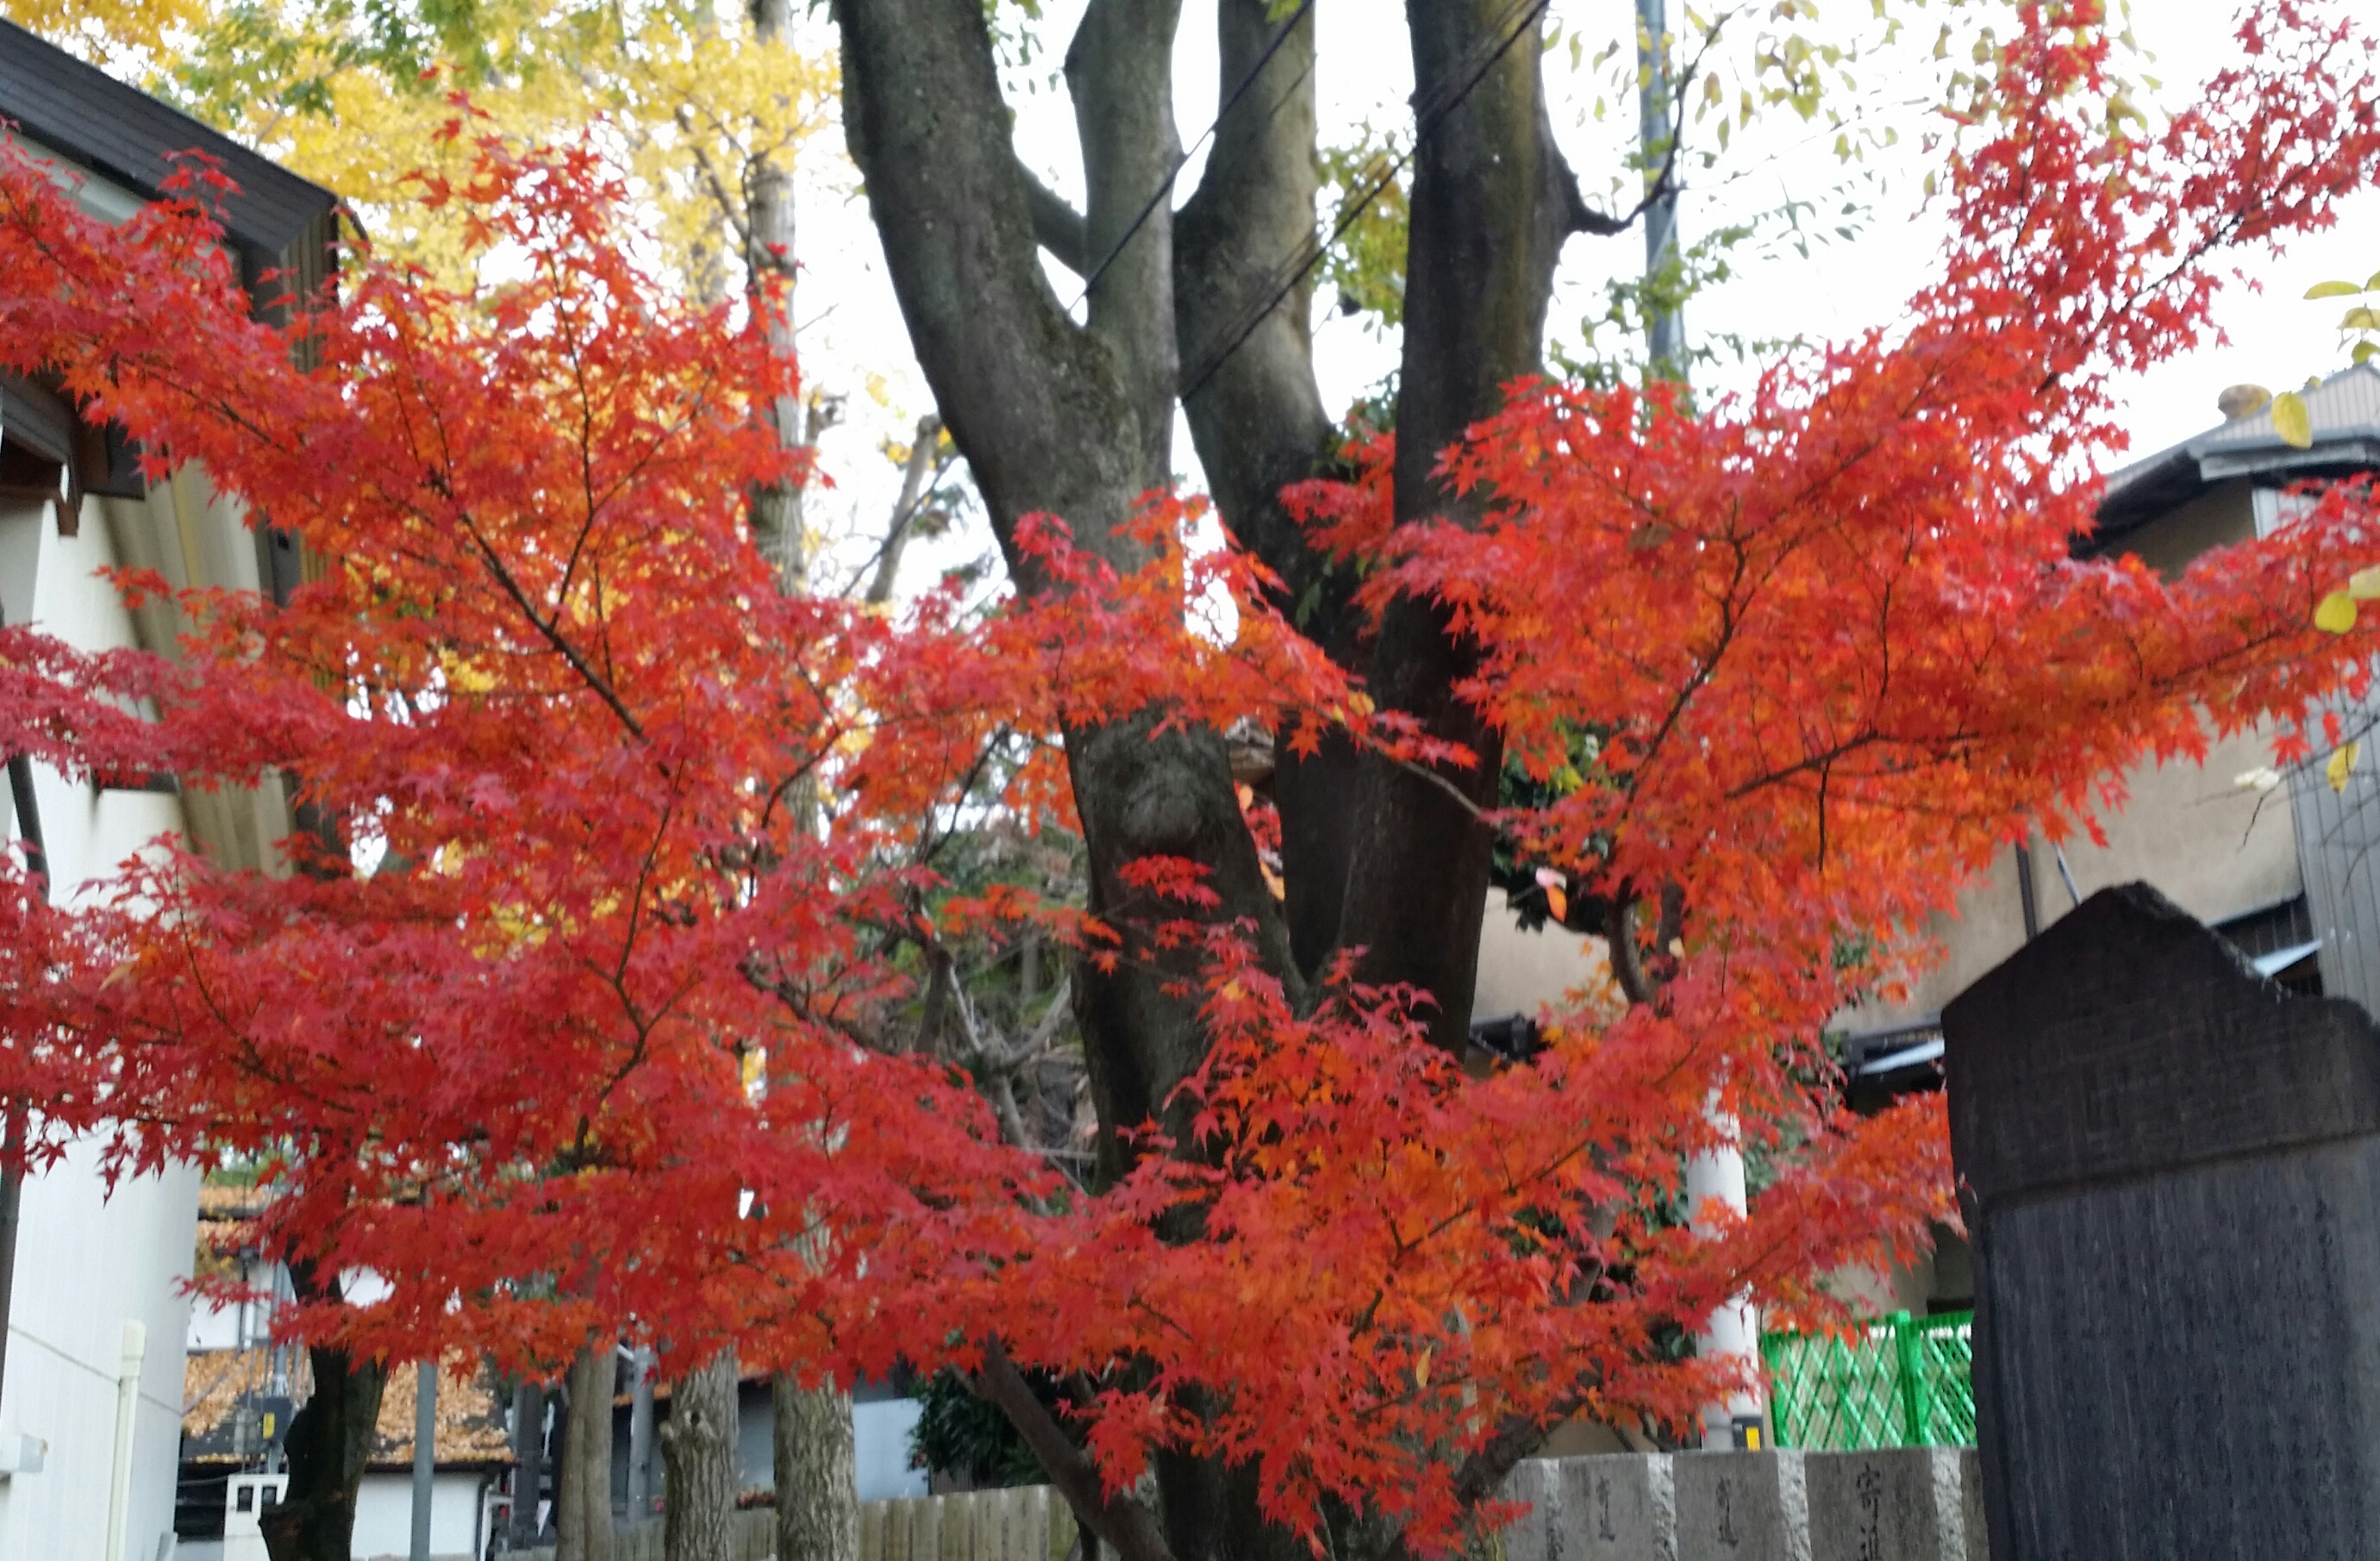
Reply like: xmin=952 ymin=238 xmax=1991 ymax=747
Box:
xmin=2121 ymin=476 xmax=2257 ymax=578
xmin=351 ymin=1469 xmax=492 ymax=1561
xmin=1471 ymin=890 xmax=1609 ymax=1021
xmin=0 ymin=484 xmax=202 ymax=1557
xmin=1858 ymin=715 xmax=2306 ymax=1026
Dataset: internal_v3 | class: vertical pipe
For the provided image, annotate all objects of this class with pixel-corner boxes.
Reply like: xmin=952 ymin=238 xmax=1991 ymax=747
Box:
xmin=2015 ymin=839 xmax=2040 ymax=941
xmin=1637 ymin=0 xmax=1685 ymax=373
xmin=1686 ymin=1115 xmax=1761 ymax=1446
xmin=411 ymin=1360 xmax=437 ymax=1561
xmin=104 ymin=1320 xmax=147 ymax=1561
xmin=628 ymin=1345 xmax=656 ymax=1520
xmin=0 ymin=1102 xmax=22 ymax=1416
xmin=0 ymin=606 xmax=35 ymax=1425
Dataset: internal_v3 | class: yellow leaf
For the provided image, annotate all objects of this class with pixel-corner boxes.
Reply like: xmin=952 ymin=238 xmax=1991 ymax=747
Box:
xmin=1415 ymin=1346 xmax=1432 ymax=1389
xmin=2272 ymin=390 xmax=2314 ymax=450
xmin=2350 ymin=566 xmax=2380 ymax=601
xmin=2346 ymin=307 xmax=2380 ymax=332
xmin=2315 ymin=590 xmax=2358 ymax=634
xmin=2330 ymin=740 xmax=2361 ymax=794
xmin=2306 ymin=280 xmax=2364 ymax=300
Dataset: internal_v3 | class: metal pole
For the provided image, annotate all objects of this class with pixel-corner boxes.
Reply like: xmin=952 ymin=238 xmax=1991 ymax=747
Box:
xmin=1637 ymin=0 xmax=1685 ymax=373
xmin=0 ymin=640 xmax=46 ymax=1417
xmin=626 ymin=1344 xmax=656 ymax=1519
xmin=411 ymin=1360 xmax=437 ymax=1561
xmin=103 ymin=1320 xmax=147 ymax=1561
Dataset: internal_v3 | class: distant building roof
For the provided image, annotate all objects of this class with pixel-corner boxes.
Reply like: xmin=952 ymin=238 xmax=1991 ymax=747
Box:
xmin=183 ymin=1348 xmax=514 ymax=1472
xmin=2096 ymin=364 xmax=2380 ymax=543
xmin=197 ymin=1182 xmax=272 ymax=1221
xmin=0 ymin=19 xmax=340 ymax=318
xmin=0 ymin=21 xmax=335 ymax=258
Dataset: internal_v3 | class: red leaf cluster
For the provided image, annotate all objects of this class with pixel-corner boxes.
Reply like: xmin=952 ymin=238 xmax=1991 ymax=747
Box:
xmin=1 ymin=4 xmax=2377 ymax=1547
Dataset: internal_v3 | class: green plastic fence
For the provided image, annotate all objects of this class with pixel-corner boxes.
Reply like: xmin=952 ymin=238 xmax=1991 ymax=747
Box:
xmin=1761 ymin=1309 xmax=1976 ymax=1449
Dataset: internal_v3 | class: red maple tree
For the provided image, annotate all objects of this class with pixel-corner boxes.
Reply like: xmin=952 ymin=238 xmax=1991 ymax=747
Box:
xmin=3 ymin=3 xmax=2378 ymax=1552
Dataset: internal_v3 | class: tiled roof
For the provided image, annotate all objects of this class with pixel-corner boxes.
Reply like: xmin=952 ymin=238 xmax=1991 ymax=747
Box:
xmin=2098 ymin=364 xmax=2380 ymax=538
xmin=181 ymin=1349 xmax=513 ymax=1470
xmin=2189 ymin=364 xmax=2380 ymax=461
xmin=197 ymin=1182 xmax=271 ymax=1221
xmin=371 ymin=1354 xmax=515 ymax=1470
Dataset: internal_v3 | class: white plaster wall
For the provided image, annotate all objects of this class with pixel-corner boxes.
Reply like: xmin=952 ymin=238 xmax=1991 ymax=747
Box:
xmin=0 ymin=490 xmax=200 ymax=1560
xmin=854 ymin=1397 xmax=927 ymax=1502
xmin=352 ymin=1470 xmax=489 ymax=1561
xmin=1471 ymin=890 xmax=1610 ymax=1021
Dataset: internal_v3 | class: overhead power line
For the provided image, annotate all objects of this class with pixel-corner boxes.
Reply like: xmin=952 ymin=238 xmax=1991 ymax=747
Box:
xmin=1178 ymin=0 xmax=1554 ymax=406
xmin=1071 ymin=0 xmax=1321 ymax=311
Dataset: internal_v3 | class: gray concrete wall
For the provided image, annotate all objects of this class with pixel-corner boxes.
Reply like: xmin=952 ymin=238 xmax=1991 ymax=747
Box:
xmin=1846 ymin=709 xmax=2302 ymax=1033
xmin=1502 ymin=1451 xmax=1987 ymax=1561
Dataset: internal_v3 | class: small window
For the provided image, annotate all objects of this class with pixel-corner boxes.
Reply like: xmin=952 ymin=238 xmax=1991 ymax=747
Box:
xmin=260 ymin=1483 xmax=282 ymax=1510
xmin=235 ymin=1487 xmax=254 ymax=1514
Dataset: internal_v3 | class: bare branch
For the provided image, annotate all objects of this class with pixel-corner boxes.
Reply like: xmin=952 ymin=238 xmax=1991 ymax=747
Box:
xmin=865 ymin=414 xmax=945 ymax=606
xmin=975 ymin=1339 xmax=1174 ymax=1561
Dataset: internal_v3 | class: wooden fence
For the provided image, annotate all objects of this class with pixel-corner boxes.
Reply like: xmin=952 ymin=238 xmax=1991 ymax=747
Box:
xmin=604 ymin=1486 xmax=1079 ymax=1561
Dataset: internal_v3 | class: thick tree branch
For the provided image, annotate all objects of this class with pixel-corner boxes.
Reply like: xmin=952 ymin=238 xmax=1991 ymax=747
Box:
xmin=1017 ymin=159 xmax=1090 ymax=275
xmin=976 ymin=1339 xmax=1174 ymax=1561
xmin=1066 ymin=0 xmax=1184 ymax=476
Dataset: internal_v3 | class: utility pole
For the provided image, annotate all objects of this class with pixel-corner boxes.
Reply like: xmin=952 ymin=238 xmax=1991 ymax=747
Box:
xmin=1638 ymin=0 xmax=1685 ymax=375
xmin=1640 ymin=0 xmax=1758 ymax=1449
xmin=409 ymin=1361 xmax=435 ymax=1561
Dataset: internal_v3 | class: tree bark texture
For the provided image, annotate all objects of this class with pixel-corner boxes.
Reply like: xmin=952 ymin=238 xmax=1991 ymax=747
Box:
xmin=1334 ymin=0 xmax=1583 ymax=1052
xmin=660 ymin=1352 xmax=741 ymax=1561
xmin=747 ymin=0 xmax=807 ymax=594
xmin=1171 ymin=0 xmax=1356 ymax=984
xmin=830 ymin=0 xmax=1605 ymax=1552
xmin=260 ymin=1332 xmax=386 ymax=1561
xmin=834 ymin=0 xmax=1299 ymax=1207
xmin=772 ymin=1372 xmax=859 ymax=1561
xmin=559 ymin=1342 xmax=619 ymax=1561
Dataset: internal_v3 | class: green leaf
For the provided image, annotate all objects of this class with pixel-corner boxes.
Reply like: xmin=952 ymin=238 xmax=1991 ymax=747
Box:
xmin=2367 ymin=270 xmax=2380 ymax=291
xmin=2315 ymin=590 xmax=2358 ymax=634
xmin=2356 ymin=340 xmax=2378 ymax=365
xmin=2306 ymin=280 xmax=2363 ymax=299
xmin=2345 ymin=307 xmax=2380 ymax=332
xmin=2273 ymin=390 xmax=2315 ymax=449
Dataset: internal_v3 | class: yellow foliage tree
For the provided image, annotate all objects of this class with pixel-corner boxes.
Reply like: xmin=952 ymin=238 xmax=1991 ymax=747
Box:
xmin=7 ymin=1 xmax=834 ymax=294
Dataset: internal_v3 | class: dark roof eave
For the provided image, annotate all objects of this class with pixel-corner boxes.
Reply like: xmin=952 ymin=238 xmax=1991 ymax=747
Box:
xmin=0 ymin=19 xmax=336 ymax=259
xmin=2088 ymin=436 xmax=2380 ymax=555
xmin=363 ymin=1456 xmax=515 ymax=1475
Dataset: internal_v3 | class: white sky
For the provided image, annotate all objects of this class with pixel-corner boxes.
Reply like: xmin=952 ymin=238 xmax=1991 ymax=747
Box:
xmin=778 ymin=0 xmax=2380 ymax=591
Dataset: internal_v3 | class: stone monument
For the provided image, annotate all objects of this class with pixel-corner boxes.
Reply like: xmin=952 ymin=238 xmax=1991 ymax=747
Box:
xmin=1944 ymin=883 xmax=2380 ymax=1560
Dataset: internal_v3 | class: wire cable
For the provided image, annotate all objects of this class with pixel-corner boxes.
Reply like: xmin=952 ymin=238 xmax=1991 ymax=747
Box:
xmin=1070 ymin=0 xmax=1320 ymax=311
xmin=1178 ymin=0 xmax=1553 ymax=404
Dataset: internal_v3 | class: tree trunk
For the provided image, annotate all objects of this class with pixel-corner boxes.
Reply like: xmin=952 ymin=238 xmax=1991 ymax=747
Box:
xmin=559 ymin=1341 xmax=619 ymax=1561
xmin=833 ymin=0 xmax=1609 ymax=1552
xmin=659 ymin=1352 xmax=741 ymax=1561
xmin=259 ymin=1329 xmax=386 ymax=1561
xmin=772 ymin=1372 xmax=858 ymax=1561
xmin=512 ymin=1379 xmax=550 ymax=1547
xmin=741 ymin=10 xmax=868 ymax=1551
